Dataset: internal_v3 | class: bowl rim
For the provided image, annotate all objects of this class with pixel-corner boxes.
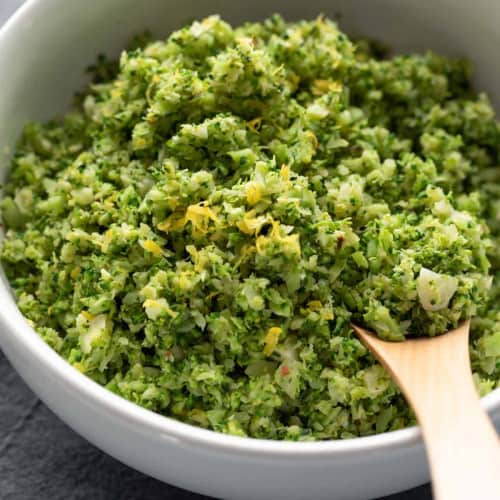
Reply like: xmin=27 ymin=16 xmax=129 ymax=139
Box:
xmin=0 ymin=0 xmax=499 ymax=460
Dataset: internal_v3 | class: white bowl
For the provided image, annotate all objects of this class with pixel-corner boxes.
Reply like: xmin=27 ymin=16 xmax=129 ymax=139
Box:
xmin=0 ymin=1 xmax=499 ymax=499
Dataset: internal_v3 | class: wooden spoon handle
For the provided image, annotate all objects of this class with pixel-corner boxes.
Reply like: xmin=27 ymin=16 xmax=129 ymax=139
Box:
xmin=417 ymin=377 xmax=500 ymax=500
xmin=354 ymin=322 xmax=500 ymax=500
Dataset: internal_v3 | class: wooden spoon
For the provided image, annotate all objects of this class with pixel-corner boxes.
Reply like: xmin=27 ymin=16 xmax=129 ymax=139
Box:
xmin=352 ymin=321 xmax=500 ymax=500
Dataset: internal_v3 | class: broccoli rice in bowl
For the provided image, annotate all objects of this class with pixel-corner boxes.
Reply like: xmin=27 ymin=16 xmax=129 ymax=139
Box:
xmin=1 ymin=14 xmax=499 ymax=441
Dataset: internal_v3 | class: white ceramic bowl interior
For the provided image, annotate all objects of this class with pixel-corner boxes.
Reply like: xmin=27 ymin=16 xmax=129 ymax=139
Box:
xmin=0 ymin=1 xmax=499 ymax=499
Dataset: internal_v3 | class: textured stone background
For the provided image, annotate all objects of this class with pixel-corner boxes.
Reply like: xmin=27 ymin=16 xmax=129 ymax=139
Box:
xmin=0 ymin=2 xmax=431 ymax=499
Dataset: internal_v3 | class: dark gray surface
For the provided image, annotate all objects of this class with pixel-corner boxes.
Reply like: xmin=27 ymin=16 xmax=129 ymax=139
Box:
xmin=0 ymin=349 xmax=431 ymax=500
xmin=0 ymin=2 xmax=431 ymax=499
xmin=0 ymin=349 xmax=213 ymax=500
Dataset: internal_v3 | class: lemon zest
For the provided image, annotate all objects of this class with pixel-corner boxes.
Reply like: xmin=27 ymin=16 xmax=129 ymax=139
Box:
xmin=246 ymin=182 xmax=263 ymax=205
xmin=142 ymin=239 xmax=163 ymax=256
xmin=158 ymin=202 xmax=219 ymax=236
xmin=280 ymin=164 xmax=291 ymax=181
xmin=256 ymin=221 xmax=301 ymax=257
xmin=237 ymin=210 xmax=270 ymax=235
xmin=263 ymin=327 xmax=283 ymax=356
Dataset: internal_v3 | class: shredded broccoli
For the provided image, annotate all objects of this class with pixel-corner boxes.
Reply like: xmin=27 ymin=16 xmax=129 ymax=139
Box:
xmin=1 ymin=15 xmax=499 ymax=440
